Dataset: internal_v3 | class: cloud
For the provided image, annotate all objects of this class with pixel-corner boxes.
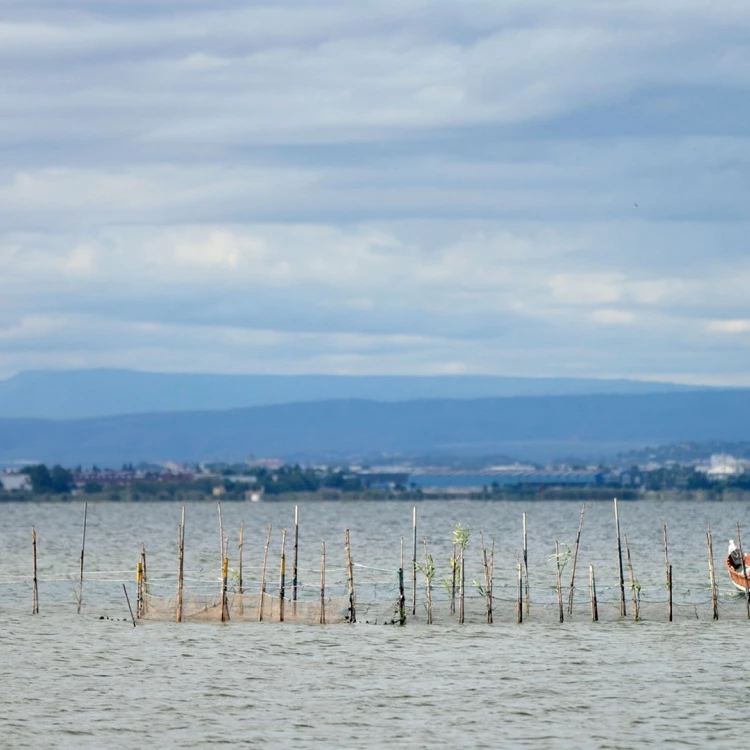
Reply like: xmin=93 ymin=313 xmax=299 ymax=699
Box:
xmin=0 ymin=1 xmax=749 ymax=383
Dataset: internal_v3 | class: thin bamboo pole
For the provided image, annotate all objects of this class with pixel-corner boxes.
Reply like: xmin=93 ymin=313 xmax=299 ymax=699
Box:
xmin=480 ymin=532 xmax=492 ymax=624
xmin=589 ymin=565 xmax=598 ymax=622
xmin=77 ymin=502 xmax=88 ymax=615
xmin=522 ymin=512 xmax=530 ymax=615
xmin=566 ymin=504 xmax=585 ymax=616
xmin=259 ymin=523 xmax=272 ymax=621
xmin=177 ymin=506 xmax=185 ymax=622
xmin=489 ymin=538 xmax=495 ymax=624
xmin=707 ymin=524 xmax=718 ymax=621
xmin=238 ymin=520 xmax=244 ymax=615
xmin=345 ymin=529 xmax=356 ymax=624
xmin=320 ymin=542 xmax=326 ymax=625
xmin=664 ymin=524 xmax=672 ymax=622
xmin=423 ymin=537 xmax=433 ymax=625
xmin=735 ymin=522 xmax=750 ymax=619
xmin=411 ymin=506 xmax=417 ymax=617
xmin=217 ymin=501 xmax=225 ymax=616
xmin=450 ymin=543 xmax=457 ymax=616
xmin=625 ymin=536 xmax=639 ymax=622
xmin=555 ymin=540 xmax=564 ymax=623
xmin=292 ymin=506 xmax=299 ymax=617
xmin=614 ymin=497 xmax=626 ymax=617
xmin=32 ymin=527 xmax=39 ymax=615
xmin=279 ymin=529 xmax=287 ymax=623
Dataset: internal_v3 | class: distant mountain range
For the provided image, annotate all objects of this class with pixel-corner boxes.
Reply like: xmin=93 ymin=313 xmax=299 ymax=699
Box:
xmin=0 ymin=390 xmax=748 ymax=467
xmin=0 ymin=369 xmax=709 ymax=419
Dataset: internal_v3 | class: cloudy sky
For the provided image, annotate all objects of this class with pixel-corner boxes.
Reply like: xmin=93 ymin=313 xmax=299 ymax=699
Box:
xmin=1 ymin=0 xmax=749 ymax=383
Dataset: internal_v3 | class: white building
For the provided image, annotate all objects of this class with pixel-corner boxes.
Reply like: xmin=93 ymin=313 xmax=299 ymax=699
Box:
xmin=0 ymin=473 xmax=31 ymax=491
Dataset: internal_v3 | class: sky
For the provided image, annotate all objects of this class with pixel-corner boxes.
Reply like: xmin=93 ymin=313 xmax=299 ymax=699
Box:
xmin=1 ymin=0 xmax=749 ymax=383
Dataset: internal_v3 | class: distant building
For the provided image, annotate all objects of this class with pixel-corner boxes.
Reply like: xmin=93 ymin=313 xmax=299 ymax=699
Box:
xmin=0 ymin=472 xmax=31 ymax=491
xmin=703 ymin=454 xmax=743 ymax=478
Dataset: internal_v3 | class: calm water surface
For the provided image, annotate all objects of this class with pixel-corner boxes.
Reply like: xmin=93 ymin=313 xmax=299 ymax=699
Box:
xmin=1 ymin=500 xmax=748 ymax=748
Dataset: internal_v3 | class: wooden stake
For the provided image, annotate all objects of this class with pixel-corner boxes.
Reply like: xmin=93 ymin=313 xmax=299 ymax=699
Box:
xmin=176 ymin=523 xmax=183 ymax=623
xmin=77 ymin=502 xmax=88 ymax=615
xmin=614 ymin=498 xmax=626 ymax=617
xmin=259 ymin=523 xmax=272 ymax=621
xmin=141 ymin=544 xmax=148 ymax=616
xmin=589 ymin=565 xmax=598 ymax=622
xmin=320 ymin=542 xmax=326 ymax=625
xmin=664 ymin=524 xmax=672 ymax=622
xmin=735 ymin=522 xmax=750 ymax=619
xmin=217 ymin=501 xmax=225 ymax=617
xmin=707 ymin=524 xmax=719 ymax=621
xmin=625 ymin=536 xmax=639 ymax=622
xmin=398 ymin=566 xmax=406 ymax=625
xmin=480 ymin=532 xmax=492 ymax=624
xmin=292 ymin=506 xmax=299 ymax=617
xmin=517 ymin=556 xmax=523 ymax=624
xmin=222 ymin=540 xmax=230 ymax=622
xmin=522 ymin=512 xmax=530 ymax=615
xmin=489 ymin=538 xmax=495 ymax=624
xmin=555 ymin=540 xmax=564 ymax=623
xmin=566 ymin=504 xmax=585 ymax=616
xmin=423 ymin=537 xmax=433 ymax=625
xmin=32 ymin=527 xmax=39 ymax=615
xmin=345 ymin=528 xmax=356 ymax=624
xmin=122 ymin=584 xmax=136 ymax=627
xmin=450 ymin=543 xmax=457 ymax=616
xmin=411 ymin=506 xmax=417 ymax=617
xmin=279 ymin=529 xmax=287 ymax=622
xmin=238 ymin=520 xmax=244 ymax=615
xmin=136 ymin=558 xmax=143 ymax=619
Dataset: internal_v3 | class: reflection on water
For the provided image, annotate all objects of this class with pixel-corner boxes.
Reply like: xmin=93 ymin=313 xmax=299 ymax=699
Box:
xmin=0 ymin=500 xmax=747 ymax=748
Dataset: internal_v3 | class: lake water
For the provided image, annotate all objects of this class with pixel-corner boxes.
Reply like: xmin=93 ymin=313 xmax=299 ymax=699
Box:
xmin=1 ymin=499 xmax=748 ymax=748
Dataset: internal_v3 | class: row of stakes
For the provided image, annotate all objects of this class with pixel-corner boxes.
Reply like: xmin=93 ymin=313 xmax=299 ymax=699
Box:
xmin=26 ymin=498 xmax=750 ymax=625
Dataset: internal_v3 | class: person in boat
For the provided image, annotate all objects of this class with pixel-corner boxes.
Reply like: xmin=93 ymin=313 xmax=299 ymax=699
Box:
xmin=728 ymin=539 xmax=743 ymax=570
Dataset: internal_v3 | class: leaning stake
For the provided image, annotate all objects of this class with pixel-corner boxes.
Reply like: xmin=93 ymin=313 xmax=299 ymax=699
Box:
xmin=707 ymin=524 xmax=719 ymax=621
xmin=122 ymin=584 xmax=136 ymax=627
xmin=77 ymin=502 xmax=88 ymax=615
xmin=625 ymin=535 xmax=639 ymax=622
xmin=614 ymin=498 xmax=626 ymax=617
xmin=258 ymin=523 xmax=273 ymax=621
xmin=589 ymin=565 xmax=598 ymax=622
xmin=566 ymin=504 xmax=585 ymax=616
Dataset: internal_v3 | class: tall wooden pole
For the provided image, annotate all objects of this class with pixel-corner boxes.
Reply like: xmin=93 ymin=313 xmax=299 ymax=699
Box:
xmin=398 ymin=566 xmax=406 ymax=625
xmin=522 ymin=512 xmax=530 ymax=615
xmin=707 ymin=524 xmax=719 ymax=621
xmin=141 ymin=544 xmax=148 ymax=616
xmin=77 ymin=502 xmax=88 ymax=614
xmin=450 ymin=543 xmax=457 ymax=616
xmin=735 ymin=522 xmax=750 ymax=619
xmin=217 ymin=501 xmax=225 ymax=617
xmin=176 ymin=524 xmax=183 ymax=622
xmin=459 ymin=543 xmax=465 ymax=625
xmin=238 ymin=520 xmax=244 ymax=615
xmin=279 ymin=529 xmax=287 ymax=622
xmin=566 ymin=504 xmax=585 ymax=616
xmin=516 ymin=556 xmax=523 ymax=624
xmin=664 ymin=524 xmax=672 ymax=622
xmin=292 ymin=506 xmax=299 ymax=617
xmin=555 ymin=540 xmax=564 ymax=623
xmin=320 ymin=542 xmax=326 ymax=625
xmin=480 ymin=532 xmax=492 ymax=624
xmin=614 ymin=498 xmax=626 ymax=617
xmin=411 ymin=506 xmax=417 ymax=617
xmin=258 ymin=523 xmax=272 ymax=621
xmin=345 ymin=529 xmax=356 ymax=624
xmin=31 ymin=527 xmax=39 ymax=614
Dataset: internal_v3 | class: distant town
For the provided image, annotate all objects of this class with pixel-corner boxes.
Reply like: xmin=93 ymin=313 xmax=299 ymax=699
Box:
xmin=3 ymin=448 xmax=750 ymax=501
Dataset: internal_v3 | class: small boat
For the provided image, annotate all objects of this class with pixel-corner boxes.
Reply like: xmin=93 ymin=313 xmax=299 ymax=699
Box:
xmin=726 ymin=539 xmax=750 ymax=592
